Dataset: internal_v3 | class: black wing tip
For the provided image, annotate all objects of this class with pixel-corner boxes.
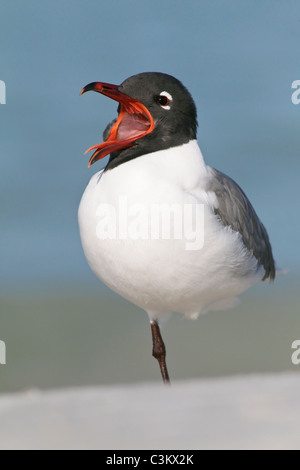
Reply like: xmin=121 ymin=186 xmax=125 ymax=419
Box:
xmin=261 ymin=257 xmax=276 ymax=281
xmin=262 ymin=270 xmax=276 ymax=282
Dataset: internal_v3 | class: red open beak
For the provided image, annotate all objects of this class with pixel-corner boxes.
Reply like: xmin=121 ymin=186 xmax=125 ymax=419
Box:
xmin=80 ymin=82 xmax=155 ymax=167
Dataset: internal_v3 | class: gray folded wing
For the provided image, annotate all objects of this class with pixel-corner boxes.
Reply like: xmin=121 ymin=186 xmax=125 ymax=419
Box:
xmin=208 ymin=168 xmax=275 ymax=281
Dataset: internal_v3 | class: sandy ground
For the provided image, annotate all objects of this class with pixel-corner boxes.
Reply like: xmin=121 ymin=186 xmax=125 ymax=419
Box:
xmin=0 ymin=372 xmax=299 ymax=450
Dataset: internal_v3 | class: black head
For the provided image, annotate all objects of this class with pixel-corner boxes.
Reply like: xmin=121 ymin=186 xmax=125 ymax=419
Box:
xmin=81 ymin=72 xmax=198 ymax=170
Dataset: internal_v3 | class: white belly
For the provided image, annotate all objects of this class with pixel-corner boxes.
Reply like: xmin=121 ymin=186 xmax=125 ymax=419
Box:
xmin=78 ymin=142 xmax=263 ymax=319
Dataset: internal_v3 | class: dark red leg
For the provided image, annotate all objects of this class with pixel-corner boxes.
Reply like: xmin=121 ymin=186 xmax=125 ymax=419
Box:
xmin=151 ymin=320 xmax=170 ymax=385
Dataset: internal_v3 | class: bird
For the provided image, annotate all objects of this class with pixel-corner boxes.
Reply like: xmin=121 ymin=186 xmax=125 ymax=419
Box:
xmin=78 ymin=72 xmax=275 ymax=385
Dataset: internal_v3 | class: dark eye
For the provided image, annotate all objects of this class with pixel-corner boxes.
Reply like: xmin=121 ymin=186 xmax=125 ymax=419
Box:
xmin=157 ymin=95 xmax=169 ymax=106
xmin=156 ymin=91 xmax=173 ymax=109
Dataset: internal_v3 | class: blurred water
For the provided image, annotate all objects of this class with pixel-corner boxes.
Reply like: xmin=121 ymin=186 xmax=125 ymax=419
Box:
xmin=0 ymin=272 xmax=299 ymax=393
xmin=0 ymin=1 xmax=299 ymax=391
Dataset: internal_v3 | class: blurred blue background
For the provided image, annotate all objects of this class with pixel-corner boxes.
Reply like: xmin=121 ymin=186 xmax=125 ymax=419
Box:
xmin=0 ymin=0 xmax=299 ymax=392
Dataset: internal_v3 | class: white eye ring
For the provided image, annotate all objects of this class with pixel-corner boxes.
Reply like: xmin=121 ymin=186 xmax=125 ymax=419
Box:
xmin=158 ymin=91 xmax=173 ymax=110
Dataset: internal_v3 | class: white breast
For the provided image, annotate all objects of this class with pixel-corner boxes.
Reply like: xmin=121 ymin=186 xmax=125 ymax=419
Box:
xmin=78 ymin=140 xmax=263 ymax=320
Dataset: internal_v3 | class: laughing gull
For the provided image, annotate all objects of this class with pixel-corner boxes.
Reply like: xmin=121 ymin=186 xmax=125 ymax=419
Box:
xmin=79 ymin=72 xmax=275 ymax=384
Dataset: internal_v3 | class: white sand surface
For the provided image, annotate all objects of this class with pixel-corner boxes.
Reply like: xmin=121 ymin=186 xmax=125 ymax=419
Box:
xmin=0 ymin=373 xmax=299 ymax=450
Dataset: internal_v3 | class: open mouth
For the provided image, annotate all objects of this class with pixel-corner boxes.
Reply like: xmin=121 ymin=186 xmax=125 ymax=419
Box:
xmin=80 ymin=82 xmax=155 ymax=167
